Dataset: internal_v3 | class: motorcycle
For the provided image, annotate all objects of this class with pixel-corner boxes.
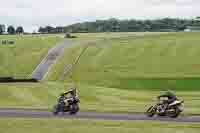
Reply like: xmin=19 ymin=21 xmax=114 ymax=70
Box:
xmin=53 ymin=96 xmax=80 ymax=115
xmin=146 ymin=97 xmax=184 ymax=118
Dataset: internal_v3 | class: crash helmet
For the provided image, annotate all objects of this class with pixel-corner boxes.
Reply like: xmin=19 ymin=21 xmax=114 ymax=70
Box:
xmin=69 ymin=88 xmax=76 ymax=95
xmin=161 ymin=89 xmax=175 ymax=96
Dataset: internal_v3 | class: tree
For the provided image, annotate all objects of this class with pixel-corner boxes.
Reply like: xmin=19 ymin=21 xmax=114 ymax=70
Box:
xmin=45 ymin=26 xmax=55 ymax=33
xmin=0 ymin=24 xmax=5 ymax=34
xmin=39 ymin=18 xmax=198 ymax=33
xmin=55 ymin=26 xmax=65 ymax=33
xmin=38 ymin=26 xmax=56 ymax=33
xmin=7 ymin=26 xmax=15 ymax=34
xmin=38 ymin=27 xmax=46 ymax=33
xmin=16 ymin=26 xmax=24 ymax=34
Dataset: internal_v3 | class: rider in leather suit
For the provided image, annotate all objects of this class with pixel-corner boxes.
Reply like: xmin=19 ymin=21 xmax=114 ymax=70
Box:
xmin=157 ymin=90 xmax=177 ymax=112
xmin=58 ymin=88 xmax=77 ymax=107
xmin=158 ymin=90 xmax=177 ymax=104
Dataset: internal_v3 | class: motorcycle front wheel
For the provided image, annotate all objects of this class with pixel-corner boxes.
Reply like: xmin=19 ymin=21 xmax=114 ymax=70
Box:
xmin=146 ymin=106 xmax=156 ymax=117
xmin=52 ymin=105 xmax=60 ymax=115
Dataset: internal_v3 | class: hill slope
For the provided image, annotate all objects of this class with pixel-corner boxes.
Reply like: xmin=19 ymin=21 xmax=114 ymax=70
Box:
xmin=0 ymin=35 xmax=62 ymax=78
xmin=46 ymin=32 xmax=200 ymax=89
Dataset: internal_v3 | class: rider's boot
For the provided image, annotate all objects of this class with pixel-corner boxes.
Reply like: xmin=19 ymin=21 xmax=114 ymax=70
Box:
xmin=161 ymin=104 xmax=168 ymax=113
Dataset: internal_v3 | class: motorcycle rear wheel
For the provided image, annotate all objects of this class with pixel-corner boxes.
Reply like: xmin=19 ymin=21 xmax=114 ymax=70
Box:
xmin=52 ymin=105 xmax=59 ymax=115
xmin=167 ymin=106 xmax=180 ymax=118
xmin=69 ymin=104 xmax=79 ymax=115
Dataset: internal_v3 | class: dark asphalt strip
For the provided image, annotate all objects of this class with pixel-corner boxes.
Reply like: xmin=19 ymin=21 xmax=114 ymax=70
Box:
xmin=32 ymin=39 xmax=72 ymax=80
xmin=1 ymin=109 xmax=200 ymax=123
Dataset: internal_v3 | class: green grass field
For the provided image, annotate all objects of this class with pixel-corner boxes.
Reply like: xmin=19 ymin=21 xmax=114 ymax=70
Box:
xmin=46 ymin=32 xmax=200 ymax=90
xmin=0 ymin=118 xmax=200 ymax=133
xmin=2 ymin=32 xmax=200 ymax=132
xmin=1 ymin=32 xmax=200 ymax=116
xmin=0 ymin=35 xmax=62 ymax=78
xmin=0 ymin=82 xmax=200 ymax=114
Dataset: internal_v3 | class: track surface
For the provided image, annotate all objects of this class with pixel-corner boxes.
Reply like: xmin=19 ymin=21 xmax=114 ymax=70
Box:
xmin=32 ymin=39 xmax=72 ymax=80
xmin=1 ymin=109 xmax=200 ymax=123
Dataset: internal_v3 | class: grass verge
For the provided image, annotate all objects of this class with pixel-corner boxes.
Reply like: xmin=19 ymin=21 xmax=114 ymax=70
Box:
xmin=0 ymin=82 xmax=200 ymax=115
xmin=0 ymin=118 xmax=200 ymax=133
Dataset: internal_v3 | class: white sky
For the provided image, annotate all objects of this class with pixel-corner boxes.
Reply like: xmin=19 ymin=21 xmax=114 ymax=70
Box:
xmin=0 ymin=0 xmax=199 ymax=32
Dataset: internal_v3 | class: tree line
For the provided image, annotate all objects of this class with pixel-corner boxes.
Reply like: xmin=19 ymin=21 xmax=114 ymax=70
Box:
xmin=0 ymin=25 xmax=24 ymax=35
xmin=38 ymin=18 xmax=200 ymax=33
xmin=1 ymin=17 xmax=200 ymax=34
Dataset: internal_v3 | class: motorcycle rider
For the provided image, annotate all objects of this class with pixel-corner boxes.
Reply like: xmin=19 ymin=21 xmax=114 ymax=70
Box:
xmin=58 ymin=88 xmax=77 ymax=107
xmin=157 ymin=90 xmax=177 ymax=112
xmin=58 ymin=93 xmax=66 ymax=110
xmin=65 ymin=88 xmax=77 ymax=100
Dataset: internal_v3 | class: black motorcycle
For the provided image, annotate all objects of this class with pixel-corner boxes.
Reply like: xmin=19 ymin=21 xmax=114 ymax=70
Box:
xmin=146 ymin=97 xmax=184 ymax=118
xmin=53 ymin=96 xmax=80 ymax=115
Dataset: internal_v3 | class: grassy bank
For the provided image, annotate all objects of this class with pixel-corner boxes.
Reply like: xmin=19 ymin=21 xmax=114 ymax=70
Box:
xmin=0 ymin=35 xmax=62 ymax=78
xmin=0 ymin=118 xmax=200 ymax=133
xmin=1 ymin=32 xmax=200 ymax=115
xmin=46 ymin=32 xmax=200 ymax=90
xmin=0 ymin=83 xmax=200 ymax=114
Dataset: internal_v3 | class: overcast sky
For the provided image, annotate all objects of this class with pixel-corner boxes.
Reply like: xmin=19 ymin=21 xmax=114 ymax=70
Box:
xmin=0 ymin=0 xmax=199 ymax=32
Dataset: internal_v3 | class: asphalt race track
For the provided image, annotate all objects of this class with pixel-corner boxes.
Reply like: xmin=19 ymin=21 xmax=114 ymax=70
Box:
xmin=1 ymin=109 xmax=200 ymax=123
xmin=32 ymin=39 xmax=72 ymax=80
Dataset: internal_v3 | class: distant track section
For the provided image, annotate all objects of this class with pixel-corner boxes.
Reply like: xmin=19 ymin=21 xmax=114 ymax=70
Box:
xmin=32 ymin=39 xmax=72 ymax=80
